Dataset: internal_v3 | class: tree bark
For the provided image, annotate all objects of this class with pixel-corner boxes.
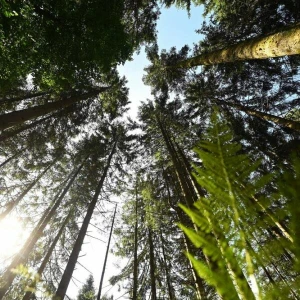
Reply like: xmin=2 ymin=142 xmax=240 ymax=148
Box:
xmin=156 ymin=116 xmax=195 ymax=208
xmin=0 ymin=160 xmax=85 ymax=299
xmin=174 ymin=24 xmax=300 ymax=68
xmin=217 ymin=99 xmax=300 ymax=131
xmin=0 ymin=88 xmax=107 ymax=131
xmin=97 ymin=204 xmax=117 ymax=300
xmin=22 ymin=211 xmax=72 ymax=300
xmin=132 ymin=185 xmax=139 ymax=300
xmin=0 ymin=160 xmax=56 ymax=221
xmin=54 ymin=141 xmax=117 ymax=299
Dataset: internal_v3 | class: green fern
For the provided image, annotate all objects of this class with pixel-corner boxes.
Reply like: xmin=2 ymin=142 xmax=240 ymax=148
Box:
xmin=179 ymin=110 xmax=299 ymax=299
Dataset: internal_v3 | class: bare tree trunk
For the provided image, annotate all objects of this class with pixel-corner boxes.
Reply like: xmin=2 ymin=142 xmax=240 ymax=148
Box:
xmin=0 ymin=91 xmax=49 ymax=106
xmin=22 ymin=211 xmax=73 ymax=300
xmin=159 ymin=229 xmax=175 ymax=300
xmin=0 ymin=160 xmax=56 ymax=221
xmin=97 ymin=204 xmax=117 ymax=300
xmin=174 ymin=24 xmax=300 ymax=68
xmin=0 ymin=150 xmax=22 ymax=169
xmin=0 ymin=160 xmax=85 ymax=299
xmin=54 ymin=141 xmax=117 ymax=299
xmin=148 ymin=228 xmax=157 ymax=300
xmin=0 ymin=88 xmax=107 ymax=130
xmin=156 ymin=116 xmax=195 ymax=208
xmin=0 ymin=115 xmax=53 ymax=142
xmin=157 ymin=118 xmax=206 ymax=299
xmin=132 ymin=185 xmax=139 ymax=300
xmin=217 ymin=99 xmax=300 ymax=131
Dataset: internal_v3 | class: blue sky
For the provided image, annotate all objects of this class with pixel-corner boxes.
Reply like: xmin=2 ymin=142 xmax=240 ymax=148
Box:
xmin=67 ymin=5 xmax=205 ymax=299
xmin=118 ymin=4 xmax=204 ymax=119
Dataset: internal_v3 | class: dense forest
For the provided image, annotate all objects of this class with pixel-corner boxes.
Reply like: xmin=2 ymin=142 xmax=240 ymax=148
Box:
xmin=0 ymin=0 xmax=300 ymax=299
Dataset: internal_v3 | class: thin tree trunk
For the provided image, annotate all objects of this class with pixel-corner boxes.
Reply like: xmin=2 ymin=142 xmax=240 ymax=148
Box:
xmin=174 ymin=24 xmax=300 ymax=68
xmin=174 ymin=142 xmax=206 ymax=198
xmin=0 ymin=150 xmax=22 ymax=169
xmin=217 ymin=99 xmax=300 ymax=131
xmin=156 ymin=116 xmax=195 ymax=207
xmin=157 ymin=126 xmax=206 ymax=299
xmin=0 ymin=160 xmax=56 ymax=221
xmin=159 ymin=229 xmax=175 ymax=300
xmin=0 ymin=161 xmax=85 ymax=299
xmin=148 ymin=228 xmax=157 ymax=300
xmin=0 ymin=91 xmax=49 ymax=106
xmin=22 ymin=211 xmax=72 ymax=300
xmin=0 ymin=88 xmax=107 ymax=131
xmin=0 ymin=115 xmax=53 ymax=142
xmin=132 ymin=185 xmax=139 ymax=300
xmin=54 ymin=141 xmax=117 ymax=299
xmin=97 ymin=204 xmax=117 ymax=300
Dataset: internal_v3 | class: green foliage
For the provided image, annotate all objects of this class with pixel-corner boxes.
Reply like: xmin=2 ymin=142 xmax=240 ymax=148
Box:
xmin=179 ymin=110 xmax=300 ymax=299
xmin=77 ymin=275 xmax=96 ymax=300
xmin=10 ymin=264 xmax=53 ymax=298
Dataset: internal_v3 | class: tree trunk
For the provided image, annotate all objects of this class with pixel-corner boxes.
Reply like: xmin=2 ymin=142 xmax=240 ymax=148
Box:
xmin=148 ymin=228 xmax=157 ymax=300
xmin=157 ymin=124 xmax=206 ymax=299
xmin=97 ymin=204 xmax=117 ymax=300
xmin=0 ymin=91 xmax=49 ymax=106
xmin=159 ymin=229 xmax=175 ymax=300
xmin=0 ymin=160 xmax=56 ymax=221
xmin=162 ymin=135 xmax=254 ymax=299
xmin=174 ymin=24 xmax=300 ymax=68
xmin=0 ymin=115 xmax=53 ymax=142
xmin=132 ymin=185 xmax=139 ymax=300
xmin=54 ymin=141 xmax=117 ymax=299
xmin=217 ymin=99 xmax=300 ymax=131
xmin=0 ymin=150 xmax=22 ymax=169
xmin=0 ymin=88 xmax=107 ymax=131
xmin=0 ymin=160 xmax=85 ymax=299
xmin=156 ymin=116 xmax=195 ymax=208
xmin=22 ymin=211 xmax=72 ymax=300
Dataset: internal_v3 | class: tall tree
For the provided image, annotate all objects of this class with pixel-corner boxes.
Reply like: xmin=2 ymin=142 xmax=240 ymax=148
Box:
xmin=77 ymin=275 xmax=96 ymax=300
xmin=0 ymin=160 xmax=85 ymax=299
xmin=97 ymin=204 xmax=117 ymax=300
xmin=54 ymin=140 xmax=117 ymax=299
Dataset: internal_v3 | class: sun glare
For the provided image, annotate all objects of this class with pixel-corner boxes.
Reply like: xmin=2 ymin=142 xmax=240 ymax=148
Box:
xmin=0 ymin=216 xmax=24 ymax=261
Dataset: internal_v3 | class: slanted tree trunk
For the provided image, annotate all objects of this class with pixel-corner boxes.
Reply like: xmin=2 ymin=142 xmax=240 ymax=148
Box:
xmin=0 ymin=160 xmax=85 ymax=299
xmin=0 ymin=150 xmax=23 ymax=169
xmin=174 ymin=24 xmax=300 ymax=68
xmin=22 ymin=211 xmax=73 ymax=300
xmin=0 ymin=160 xmax=56 ymax=221
xmin=0 ymin=115 xmax=53 ymax=142
xmin=0 ymin=88 xmax=108 ymax=131
xmin=0 ymin=104 xmax=79 ymax=142
xmin=0 ymin=91 xmax=49 ymax=106
xmin=216 ymin=99 xmax=300 ymax=131
xmin=97 ymin=204 xmax=117 ymax=300
xmin=54 ymin=141 xmax=117 ymax=299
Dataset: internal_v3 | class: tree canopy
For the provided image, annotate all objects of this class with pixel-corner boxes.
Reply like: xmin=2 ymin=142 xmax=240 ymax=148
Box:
xmin=0 ymin=0 xmax=300 ymax=299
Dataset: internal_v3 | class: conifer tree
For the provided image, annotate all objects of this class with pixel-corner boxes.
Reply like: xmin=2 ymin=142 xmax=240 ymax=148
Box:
xmin=77 ymin=275 xmax=96 ymax=300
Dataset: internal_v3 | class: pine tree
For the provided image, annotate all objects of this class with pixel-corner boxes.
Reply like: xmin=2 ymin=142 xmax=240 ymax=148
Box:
xmin=77 ymin=275 xmax=96 ymax=300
